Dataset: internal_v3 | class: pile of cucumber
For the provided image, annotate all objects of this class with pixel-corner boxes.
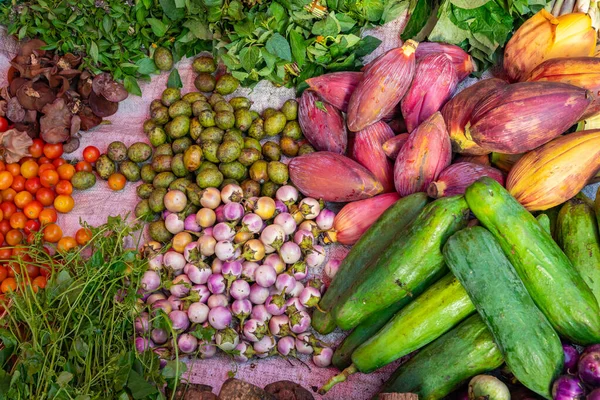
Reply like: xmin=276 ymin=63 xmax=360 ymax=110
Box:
xmin=317 ymin=177 xmax=600 ymax=400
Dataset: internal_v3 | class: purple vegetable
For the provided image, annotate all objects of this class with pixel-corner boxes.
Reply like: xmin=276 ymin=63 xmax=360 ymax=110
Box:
xmin=207 ymin=273 xmax=226 ymax=294
xmin=269 ymin=314 xmax=291 ymax=336
xmin=208 ymin=306 xmax=232 ymax=330
xmin=231 ymin=279 xmax=251 ymax=300
xmin=255 ymin=265 xmax=277 ymax=288
xmin=223 ymin=202 xmax=245 ymax=222
xmin=222 ymin=260 xmax=243 ymax=285
xmin=305 ymin=245 xmax=325 ymax=268
xmin=146 ymin=292 xmax=166 ymax=305
xmin=197 ymin=234 xmax=216 ymax=257
xmin=242 ymin=239 xmax=265 ymax=262
xmin=163 ymin=251 xmax=186 ymax=272
xmin=162 ymin=210 xmax=172 ymax=220
xmin=165 ymin=213 xmax=185 ymax=234
xmin=184 ymin=263 xmax=211 ymax=285
xmin=587 ymin=389 xmax=600 ymax=400
xmin=295 ymin=333 xmax=314 ymax=355
xmin=285 ymin=297 xmax=306 ymax=315
xmin=141 ymin=270 xmax=161 ymax=292
xmin=199 ymin=343 xmax=217 ymax=359
xmin=170 ymin=274 xmax=191 ymax=298
xmin=243 ymin=319 xmax=267 ymax=342
xmin=260 ymin=224 xmax=286 ymax=252
xmin=552 ymin=375 xmax=585 ymax=400
xmin=203 ymin=227 xmax=214 ymax=236
xmin=135 ymin=312 xmax=150 ymax=334
xmin=215 ymin=204 xmax=226 ymax=223
xmin=167 ymin=295 xmax=183 ymax=311
xmin=234 ymin=341 xmax=255 ymax=363
xmin=580 ymin=346 xmax=600 ymax=385
xmin=191 ymin=284 xmax=210 ymax=303
xmin=277 ymin=336 xmax=296 ymax=357
xmin=249 ymin=284 xmax=270 ymax=305
xmin=298 ymin=220 xmax=319 ymax=237
xmin=276 ymin=185 xmax=299 ymax=205
xmin=178 ymin=333 xmax=198 ymax=354
xmin=251 ymin=304 xmax=272 ymax=323
xmin=253 ymin=335 xmax=276 ymax=355
xmin=152 ymin=299 xmax=173 ymax=315
xmin=169 ymin=310 xmax=190 ymax=331
xmin=564 ymin=344 xmax=580 ymax=372
xmin=241 ymin=213 xmax=263 ymax=234
xmin=148 ymin=254 xmax=163 ymax=271
xmin=207 ymin=294 xmax=228 ymax=309
xmin=241 ymin=261 xmax=259 ymax=281
xmin=274 ymin=213 xmax=296 ymax=235
xmin=184 ymin=214 xmax=201 ymax=232
xmin=289 ymin=262 xmax=307 ymax=281
xmin=275 ymin=273 xmax=296 ymax=295
xmin=215 ymin=327 xmax=240 ymax=351
xmin=275 ymin=200 xmax=288 ymax=215
xmin=299 ymin=286 xmax=321 ymax=307
xmin=232 ymin=299 xmax=252 ymax=324
xmin=280 ymin=242 xmax=302 ymax=264
xmin=263 ymin=254 xmax=285 ymax=274
xmin=299 ymin=198 xmax=320 ymax=219
xmin=221 ymin=183 xmax=243 ymax=204
xmin=293 ymin=229 xmax=314 ymax=249
xmin=215 ymin=240 xmax=236 ymax=261
xmin=188 ymin=302 xmax=210 ymax=323
xmin=151 ymin=328 xmax=169 ymax=345
xmin=289 ymin=310 xmax=311 ymax=334
xmin=265 ymin=294 xmax=287 ymax=316
xmin=316 ymin=209 xmax=335 ymax=231
xmin=211 ymin=258 xmax=223 ymax=273
xmin=135 ymin=337 xmax=154 ymax=353
xmin=290 ymin=282 xmax=305 ymax=299
xmin=313 ymin=347 xmax=334 ymax=367
xmin=324 ymin=259 xmax=341 ymax=282
xmin=213 ymin=222 xmax=236 ymax=241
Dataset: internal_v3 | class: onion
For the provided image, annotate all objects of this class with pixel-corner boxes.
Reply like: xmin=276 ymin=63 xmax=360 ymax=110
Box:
xmin=552 ymin=375 xmax=585 ymax=400
xmin=232 ymin=299 xmax=252 ymax=322
xmin=265 ymin=294 xmax=287 ymax=316
xmin=579 ymin=346 xmax=600 ymax=385
xmin=223 ymin=202 xmax=245 ymax=222
xmin=231 ymin=279 xmax=251 ymax=300
xmin=274 ymin=213 xmax=296 ymax=235
xmin=212 ymin=258 xmax=223 ymax=273
xmin=163 ymin=252 xmax=186 ymax=272
xmin=134 ymin=312 xmax=150 ymax=333
xmin=243 ymin=319 xmax=267 ymax=342
xmin=184 ymin=214 xmax=201 ymax=232
xmin=164 ymin=190 xmax=188 ymax=213
xmin=289 ymin=281 xmax=305 ymax=298
xmin=207 ymin=274 xmax=226 ymax=294
xmin=177 ymin=333 xmax=198 ymax=354
xmin=151 ymin=328 xmax=169 ymax=345
xmin=255 ymin=265 xmax=277 ymax=288
xmin=249 ymin=284 xmax=270 ymax=305
xmin=141 ymin=270 xmax=161 ymax=292
xmin=299 ymin=198 xmax=320 ymax=219
xmin=184 ymin=263 xmax=212 ymax=285
xmin=277 ymin=336 xmax=296 ymax=357
xmin=269 ymin=314 xmax=290 ymax=336
xmin=165 ymin=213 xmax=184 ymax=234
xmin=241 ymin=213 xmax=263 ymax=234
xmin=242 ymin=239 xmax=265 ymax=262
xmin=305 ymin=245 xmax=325 ymax=268
xmin=295 ymin=333 xmax=314 ymax=355
xmin=280 ymin=242 xmax=302 ymax=264
xmin=207 ymin=294 xmax=228 ymax=309
xmin=152 ymin=299 xmax=173 ymax=315
xmin=564 ymin=344 xmax=580 ymax=372
xmin=146 ymin=292 xmax=167 ymax=305
xmin=190 ymin=284 xmax=210 ymax=303
xmin=196 ymin=208 xmax=217 ymax=228
xmin=251 ymin=304 xmax=272 ymax=323
xmin=316 ymin=209 xmax=335 ymax=231
xmin=213 ymin=222 xmax=236 ymax=241
xmin=199 ymin=343 xmax=217 ymax=359
xmin=135 ymin=337 xmax=154 ymax=353
xmin=169 ymin=310 xmax=190 ymax=331
xmin=313 ymin=347 xmax=333 ymax=368
xmin=275 ymin=273 xmax=296 ymax=295
xmin=148 ymin=254 xmax=163 ymax=271
xmin=263 ymin=253 xmax=286 ymax=274
xmin=255 ymin=197 xmax=276 ymax=220
xmin=253 ymin=335 xmax=276 ymax=355
xmin=260 ymin=224 xmax=286 ymax=252
xmin=276 ymin=185 xmax=299 ymax=205
xmin=215 ymin=240 xmax=236 ymax=261
xmin=221 ymin=184 xmax=243 ymax=204
xmin=188 ymin=302 xmax=210 ymax=323
xmin=208 ymin=306 xmax=232 ymax=330
xmin=241 ymin=261 xmax=259 ymax=281
xmin=201 ymin=187 xmax=222 ymax=209
xmin=289 ymin=310 xmax=311 ymax=334
xmin=216 ymin=327 xmax=240 ymax=351
xmin=197 ymin=234 xmax=217 ymax=257
xmin=170 ymin=274 xmax=191 ymax=298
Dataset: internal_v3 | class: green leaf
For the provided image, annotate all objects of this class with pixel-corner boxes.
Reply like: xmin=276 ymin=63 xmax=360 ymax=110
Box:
xmin=382 ymin=0 xmax=410 ymax=23
xmin=114 ymin=352 xmax=133 ymax=391
xmin=191 ymin=325 xmax=216 ymax=342
xmin=221 ymin=53 xmax=242 ymax=70
xmin=449 ymin=0 xmax=489 ymax=8
xmin=239 ymin=46 xmax=261 ymax=72
xmin=17 ymin=26 xmax=27 ymax=40
xmin=227 ymin=1 xmax=245 ymax=20
xmin=269 ymin=2 xmax=287 ymax=24
xmin=147 ymin=18 xmax=168 ymax=37
xmin=312 ymin=14 xmax=341 ymax=36
xmin=159 ymin=0 xmax=186 ymax=20
xmin=363 ymin=0 xmax=385 ymax=21
xmin=167 ymin=69 xmax=183 ymax=88
xmin=102 ymin=15 xmax=113 ymax=34
xmin=289 ymin=30 xmax=307 ymax=68
xmin=136 ymin=58 xmax=157 ymax=75
xmin=127 ymin=369 xmax=158 ymax=400
xmin=161 ymin=360 xmax=187 ymax=380
xmin=354 ymin=35 xmax=382 ymax=58
xmin=265 ymin=33 xmax=292 ymax=61
xmin=261 ymin=48 xmax=277 ymax=69
xmin=0 ymin=330 xmax=16 ymax=369
xmin=89 ymin=42 xmax=99 ymax=64
xmin=183 ymin=20 xmax=212 ymax=40
xmin=124 ymin=76 xmax=142 ymax=96
xmin=56 ymin=371 xmax=73 ymax=388
xmin=336 ymin=13 xmax=357 ymax=32
xmin=401 ymin=0 xmax=438 ymax=41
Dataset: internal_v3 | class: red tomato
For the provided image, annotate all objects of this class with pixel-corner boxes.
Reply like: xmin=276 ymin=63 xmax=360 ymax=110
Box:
xmin=83 ymin=146 xmax=101 ymax=163
xmin=32 ymin=276 xmax=47 ymax=291
xmin=52 ymin=158 xmax=66 ymax=168
xmin=24 ymin=219 xmax=40 ymax=235
xmin=55 ymin=180 xmax=73 ymax=196
xmin=36 ymin=188 xmax=55 ymax=206
xmin=43 ymin=143 xmax=63 ymax=160
xmin=28 ymin=139 xmax=44 ymax=158
xmin=0 ymin=248 xmax=12 ymax=260
xmin=0 ymin=221 xmax=10 ymax=236
xmin=37 ymin=157 xmax=51 ymax=165
xmin=23 ymin=201 xmax=43 ymax=220
xmin=10 ymin=175 xmax=25 ymax=192
xmin=0 ymin=265 xmax=7 ymax=282
xmin=0 ymin=202 xmax=16 ymax=219
xmin=25 ymin=177 xmax=41 ymax=194
xmin=75 ymin=161 xmax=93 ymax=173
xmin=0 ymin=117 xmax=8 ymax=133
xmin=24 ymin=264 xmax=39 ymax=280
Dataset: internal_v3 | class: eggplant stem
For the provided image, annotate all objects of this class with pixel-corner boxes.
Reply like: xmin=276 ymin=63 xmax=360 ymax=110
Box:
xmin=318 ymin=364 xmax=358 ymax=394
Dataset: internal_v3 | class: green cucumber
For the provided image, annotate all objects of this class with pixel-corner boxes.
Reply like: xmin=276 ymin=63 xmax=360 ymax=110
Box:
xmin=319 ymin=193 xmax=428 ymax=309
xmin=444 ymin=226 xmax=563 ymax=398
xmin=594 ymin=186 xmax=600 ymax=236
xmin=465 ymin=177 xmax=600 ymax=345
xmin=380 ymin=314 xmax=503 ymax=400
xmin=536 ymin=213 xmax=551 ymax=234
xmin=332 ymin=278 xmax=435 ymax=370
xmin=556 ymin=198 xmax=600 ymax=303
xmin=310 ymin=309 xmax=337 ymax=335
xmin=332 ymin=196 xmax=469 ymax=330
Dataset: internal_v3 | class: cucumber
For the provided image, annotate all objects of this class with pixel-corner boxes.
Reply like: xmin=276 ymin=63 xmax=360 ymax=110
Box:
xmin=332 ymin=277 xmax=435 ymax=370
xmin=332 ymin=195 xmax=469 ymax=330
xmin=380 ymin=314 xmax=503 ymax=400
xmin=310 ymin=309 xmax=337 ymax=335
xmin=556 ymin=198 xmax=600 ymax=304
xmin=443 ymin=226 xmax=563 ymax=398
xmin=319 ymin=193 xmax=429 ymax=313
xmin=595 ymin=186 xmax=600 ymax=236
xmin=536 ymin=213 xmax=551 ymax=234
xmin=352 ymin=273 xmax=475 ymax=373
xmin=465 ymin=177 xmax=600 ymax=345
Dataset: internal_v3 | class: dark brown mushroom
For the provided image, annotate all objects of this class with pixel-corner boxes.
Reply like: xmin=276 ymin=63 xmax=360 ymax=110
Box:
xmin=16 ymin=81 xmax=56 ymax=111
xmin=77 ymin=71 xmax=93 ymax=99
xmin=40 ymin=98 xmax=72 ymax=144
xmin=6 ymin=97 xmax=25 ymax=123
xmin=9 ymin=77 xmax=29 ymax=97
xmin=48 ymin=75 xmax=70 ymax=98
xmin=89 ymin=91 xmax=118 ymax=117
xmin=19 ymin=39 xmax=47 ymax=58
xmin=62 ymin=136 xmax=80 ymax=153
xmin=78 ymin=106 xmax=102 ymax=131
xmin=92 ymin=72 xmax=128 ymax=103
xmin=0 ymin=100 xmax=6 ymax=118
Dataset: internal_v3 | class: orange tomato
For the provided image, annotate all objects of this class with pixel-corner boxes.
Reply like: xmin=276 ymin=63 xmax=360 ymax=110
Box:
xmin=108 ymin=173 xmax=127 ymax=191
xmin=23 ymin=219 xmax=40 ymax=234
xmin=9 ymin=212 xmax=26 ymax=230
xmin=75 ymin=161 xmax=93 ymax=172
xmin=0 ymin=265 xmax=7 ymax=282
xmin=52 ymin=158 xmax=66 ymax=168
xmin=5 ymin=229 xmax=23 ymax=246
xmin=29 ymin=139 xmax=44 ymax=158
xmin=57 ymin=236 xmax=77 ymax=252
xmin=6 ymin=163 xmax=20 ymax=177
xmin=57 ymin=164 xmax=76 ymax=180
xmin=1 ymin=277 xmax=17 ymax=293
xmin=54 ymin=194 xmax=74 ymax=213
xmin=25 ymin=177 xmax=41 ymax=194
xmin=40 ymin=170 xmax=59 ymax=188
xmin=55 ymin=180 xmax=73 ymax=195
xmin=43 ymin=223 xmax=62 ymax=243
xmin=0 ymin=161 xmax=5 ymax=172
xmin=20 ymin=160 xmax=39 ymax=179
xmin=0 ymin=171 xmax=14 ymax=191
xmin=13 ymin=191 xmax=33 ymax=209
xmin=75 ymin=227 xmax=93 ymax=245
xmin=38 ymin=164 xmax=55 ymax=174
xmin=1 ymin=188 xmax=15 ymax=202
xmin=32 ymin=275 xmax=47 ymax=291
xmin=83 ymin=146 xmax=101 ymax=163
xmin=10 ymin=175 xmax=25 ymax=192
xmin=23 ymin=200 xmax=43 ymax=220
xmin=43 ymin=143 xmax=63 ymax=160
xmin=7 ymin=263 xmax=19 ymax=277
xmin=36 ymin=188 xmax=55 ymax=206
xmin=39 ymin=208 xmax=58 ymax=225
xmin=0 ymin=202 xmax=16 ymax=220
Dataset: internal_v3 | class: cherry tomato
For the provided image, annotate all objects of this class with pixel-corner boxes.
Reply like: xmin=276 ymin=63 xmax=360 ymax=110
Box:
xmin=38 ymin=157 xmax=51 ymax=165
xmin=57 ymin=164 xmax=76 ymax=181
xmin=52 ymin=158 xmax=66 ymax=168
xmin=39 ymin=208 xmax=58 ymax=225
xmin=32 ymin=276 xmax=47 ymax=292
xmin=23 ymin=219 xmax=40 ymax=235
xmin=20 ymin=160 xmax=39 ymax=179
xmin=108 ymin=173 xmax=127 ymax=191
xmin=10 ymin=175 xmax=25 ymax=192
xmin=39 ymin=265 xmax=51 ymax=278
xmin=0 ymin=265 xmax=7 ymax=282
xmin=0 ymin=171 xmax=14 ymax=191
xmin=6 ymin=262 xmax=18 ymax=277
xmin=0 ymin=202 xmax=16 ymax=220
xmin=6 ymin=163 xmax=20 ymax=177
xmin=39 ymin=170 xmax=59 ymax=188
xmin=23 ymin=264 xmax=40 ymax=280
xmin=75 ymin=161 xmax=93 ymax=173
xmin=57 ymin=236 xmax=77 ymax=252
xmin=29 ymin=139 xmax=44 ymax=158
xmin=75 ymin=227 xmax=93 ymax=245
xmin=23 ymin=201 xmax=43 ymax=220
xmin=36 ymin=188 xmax=55 ymax=206
xmin=54 ymin=194 xmax=74 ymax=213
xmin=25 ymin=177 xmax=41 ymax=194
xmin=82 ymin=146 xmax=101 ymax=163
xmin=0 ymin=117 xmax=8 ymax=133
xmin=55 ymin=180 xmax=73 ymax=196
xmin=0 ymin=221 xmax=10 ymax=237
xmin=9 ymin=212 xmax=26 ymax=230
xmin=43 ymin=223 xmax=62 ymax=243
xmin=0 ymin=233 xmax=5 ymax=246
xmin=1 ymin=278 xmax=17 ymax=293
xmin=0 ymin=248 xmax=12 ymax=260
xmin=13 ymin=191 xmax=33 ymax=209
xmin=5 ymin=229 xmax=22 ymax=246
xmin=43 ymin=143 xmax=63 ymax=160
xmin=1 ymin=188 xmax=15 ymax=202
xmin=38 ymin=164 xmax=56 ymax=175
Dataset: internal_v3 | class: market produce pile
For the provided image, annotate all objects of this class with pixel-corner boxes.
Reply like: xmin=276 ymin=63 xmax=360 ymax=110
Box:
xmin=3 ymin=1 xmax=600 ymax=400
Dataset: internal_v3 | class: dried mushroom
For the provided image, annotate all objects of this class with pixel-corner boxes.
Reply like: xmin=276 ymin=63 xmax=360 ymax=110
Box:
xmin=0 ymin=129 xmax=33 ymax=163
xmin=40 ymin=98 xmax=72 ymax=144
xmin=92 ymin=73 xmax=128 ymax=103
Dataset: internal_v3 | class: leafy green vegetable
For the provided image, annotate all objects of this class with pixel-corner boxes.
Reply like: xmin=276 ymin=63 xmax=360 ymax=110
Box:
xmin=167 ymin=69 xmax=183 ymax=89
